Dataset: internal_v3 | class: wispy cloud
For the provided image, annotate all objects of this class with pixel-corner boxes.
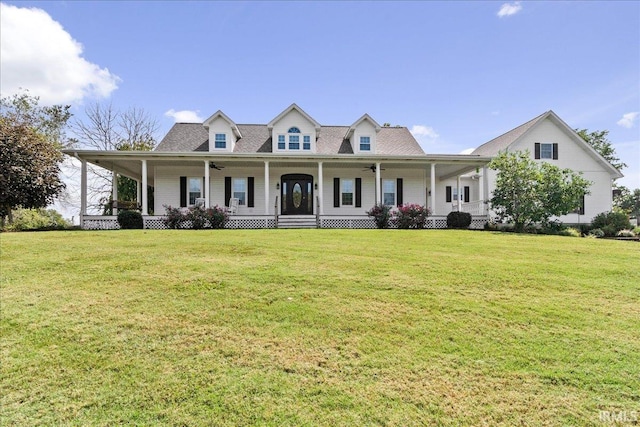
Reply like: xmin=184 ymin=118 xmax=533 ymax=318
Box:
xmin=497 ymin=1 xmax=522 ymax=18
xmin=410 ymin=125 xmax=439 ymax=139
xmin=616 ymin=112 xmax=639 ymax=129
xmin=165 ymin=109 xmax=204 ymax=123
xmin=0 ymin=3 xmax=119 ymax=105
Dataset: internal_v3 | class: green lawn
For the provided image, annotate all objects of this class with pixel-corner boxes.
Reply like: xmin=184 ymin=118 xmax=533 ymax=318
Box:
xmin=1 ymin=230 xmax=638 ymax=426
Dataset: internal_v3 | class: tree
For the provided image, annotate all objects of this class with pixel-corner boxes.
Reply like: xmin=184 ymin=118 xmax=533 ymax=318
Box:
xmin=71 ymin=103 xmax=158 ymax=212
xmin=489 ymin=151 xmax=591 ymax=232
xmin=614 ymin=186 xmax=640 ymax=218
xmin=0 ymin=93 xmax=71 ymax=225
xmin=575 ymin=129 xmax=627 ymax=174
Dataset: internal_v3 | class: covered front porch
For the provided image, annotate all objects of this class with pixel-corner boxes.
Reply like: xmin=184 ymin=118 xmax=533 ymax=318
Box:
xmin=64 ymin=150 xmax=492 ymax=229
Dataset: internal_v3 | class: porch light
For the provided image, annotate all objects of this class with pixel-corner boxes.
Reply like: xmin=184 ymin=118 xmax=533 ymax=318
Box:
xmin=314 ymin=183 xmax=318 ymax=190
xmin=276 ymin=183 xmax=280 ymax=190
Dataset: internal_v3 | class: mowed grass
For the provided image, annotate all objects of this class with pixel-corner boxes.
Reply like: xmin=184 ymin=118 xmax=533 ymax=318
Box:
xmin=1 ymin=230 xmax=638 ymax=426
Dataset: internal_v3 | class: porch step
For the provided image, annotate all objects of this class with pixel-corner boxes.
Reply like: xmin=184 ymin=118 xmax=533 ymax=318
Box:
xmin=277 ymin=215 xmax=318 ymax=229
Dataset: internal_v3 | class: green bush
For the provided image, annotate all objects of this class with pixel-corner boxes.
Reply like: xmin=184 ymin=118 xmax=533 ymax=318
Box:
xmin=117 ymin=210 xmax=143 ymax=229
xmin=447 ymin=211 xmax=472 ymax=229
xmin=4 ymin=208 xmax=70 ymax=231
xmin=591 ymin=211 xmax=631 ymax=237
xmin=558 ymin=227 xmax=581 ymax=237
xmin=588 ymin=228 xmax=605 ymax=238
xmin=162 ymin=205 xmax=228 ymax=229
xmin=366 ymin=204 xmax=393 ymax=229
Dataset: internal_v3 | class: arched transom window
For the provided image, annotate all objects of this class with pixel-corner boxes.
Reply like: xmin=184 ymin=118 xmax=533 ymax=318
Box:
xmin=277 ymin=126 xmax=311 ymax=151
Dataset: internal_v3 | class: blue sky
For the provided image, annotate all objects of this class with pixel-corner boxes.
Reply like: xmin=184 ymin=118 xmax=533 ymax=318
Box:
xmin=1 ymin=1 xmax=639 ymax=190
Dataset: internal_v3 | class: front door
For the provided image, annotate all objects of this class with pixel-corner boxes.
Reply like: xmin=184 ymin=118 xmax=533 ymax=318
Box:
xmin=281 ymin=174 xmax=313 ymax=215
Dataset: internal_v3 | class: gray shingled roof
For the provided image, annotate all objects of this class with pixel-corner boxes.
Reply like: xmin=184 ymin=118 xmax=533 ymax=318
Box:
xmin=471 ymin=111 xmax=548 ymax=156
xmin=155 ymin=123 xmax=425 ymax=156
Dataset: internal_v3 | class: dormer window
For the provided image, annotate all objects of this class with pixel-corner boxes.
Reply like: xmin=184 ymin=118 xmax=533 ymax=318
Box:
xmin=214 ymin=133 xmax=226 ymax=149
xmin=288 ymin=127 xmax=301 ymax=133
xmin=360 ymin=136 xmax=371 ymax=151
xmin=278 ymin=135 xmax=285 ymax=150
xmin=303 ymin=136 xmax=311 ymax=150
xmin=289 ymin=135 xmax=300 ymax=150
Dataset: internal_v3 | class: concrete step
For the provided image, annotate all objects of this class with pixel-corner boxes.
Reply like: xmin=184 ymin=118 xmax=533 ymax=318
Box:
xmin=277 ymin=215 xmax=317 ymax=229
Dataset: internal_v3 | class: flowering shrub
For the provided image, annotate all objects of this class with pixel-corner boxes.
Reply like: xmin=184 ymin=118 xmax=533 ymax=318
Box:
xmin=396 ymin=204 xmax=430 ymax=229
xmin=163 ymin=205 xmax=228 ymax=229
xmin=366 ymin=203 xmax=393 ymax=229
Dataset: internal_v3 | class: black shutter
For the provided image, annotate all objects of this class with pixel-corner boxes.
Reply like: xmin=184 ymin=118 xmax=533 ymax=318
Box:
xmin=180 ymin=176 xmax=187 ymax=207
xmin=535 ymin=143 xmax=541 ymax=159
xmin=579 ymin=194 xmax=585 ymax=215
xmin=355 ymin=178 xmax=362 ymax=208
xmin=247 ymin=177 xmax=254 ymax=208
xmin=396 ymin=178 xmax=403 ymax=206
xmin=333 ymin=178 xmax=340 ymax=207
xmin=224 ymin=177 xmax=231 ymax=207
xmin=464 ymin=186 xmax=470 ymax=203
xmin=446 ymin=186 xmax=452 ymax=203
xmin=552 ymin=143 xmax=559 ymax=160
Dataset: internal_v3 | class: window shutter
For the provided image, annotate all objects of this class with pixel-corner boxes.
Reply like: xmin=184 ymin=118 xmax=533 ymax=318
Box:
xmin=396 ymin=178 xmax=403 ymax=206
xmin=579 ymin=194 xmax=585 ymax=215
xmin=180 ymin=176 xmax=187 ymax=207
xmin=446 ymin=186 xmax=452 ymax=203
xmin=333 ymin=178 xmax=340 ymax=208
xmin=534 ymin=143 xmax=541 ymax=159
xmin=355 ymin=178 xmax=362 ymax=208
xmin=225 ymin=177 xmax=231 ymax=207
xmin=247 ymin=177 xmax=255 ymax=208
xmin=552 ymin=143 xmax=559 ymax=160
xmin=464 ymin=186 xmax=470 ymax=203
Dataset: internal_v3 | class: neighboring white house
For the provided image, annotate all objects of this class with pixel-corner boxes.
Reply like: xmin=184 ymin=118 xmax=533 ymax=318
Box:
xmin=64 ymin=105 xmax=621 ymax=229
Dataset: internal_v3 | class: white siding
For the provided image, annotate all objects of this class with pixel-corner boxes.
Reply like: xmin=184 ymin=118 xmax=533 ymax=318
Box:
xmin=271 ymin=110 xmax=317 ymax=153
xmin=207 ymin=117 xmax=236 ymax=153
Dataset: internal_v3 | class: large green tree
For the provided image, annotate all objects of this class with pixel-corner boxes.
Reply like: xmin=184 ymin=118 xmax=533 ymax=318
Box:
xmin=489 ymin=151 xmax=592 ymax=232
xmin=0 ymin=93 xmax=71 ymax=225
xmin=575 ymin=129 xmax=627 ymax=174
xmin=614 ymin=186 xmax=640 ymax=217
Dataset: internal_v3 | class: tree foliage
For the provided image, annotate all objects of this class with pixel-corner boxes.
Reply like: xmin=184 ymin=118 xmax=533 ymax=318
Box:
xmin=0 ymin=93 xmax=71 ymax=224
xmin=575 ymin=128 xmax=626 ymax=174
xmin=614 ymin=186 xmax=640 ymax=217
xmin=489 ymin=151 xmax=591 ymax=232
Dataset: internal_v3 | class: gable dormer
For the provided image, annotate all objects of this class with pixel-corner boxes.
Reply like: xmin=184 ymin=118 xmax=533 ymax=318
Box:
xmin=267 ymin=104 xmax=321 ymax=153
xmin=346 ymin=114 xmax=381 ymax=154
xmin=203 ymin=110 xmax=242 ymax=153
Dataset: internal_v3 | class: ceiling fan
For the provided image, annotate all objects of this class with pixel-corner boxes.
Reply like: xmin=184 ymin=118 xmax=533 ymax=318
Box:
xmin=209 ymin=163 xmax=225 ymax=170
xmin=362 ymin=164 xmax=385 ymax=173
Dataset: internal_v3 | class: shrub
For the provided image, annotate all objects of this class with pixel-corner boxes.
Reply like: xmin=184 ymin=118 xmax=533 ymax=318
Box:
xmin=484 ymin=221 xmax=498 ymax=231
xmin=616 ymin=229 xmax=636 ymax=237
xmin=635 ymin=226 xmax=640 ymax=235
xmin=366 ymin=204 xmax=393 ymax=229
xmin=4 ymin=208 xmax=70 ymax=231
xmin=558 ymin=227 xmax=581 ymax=237
xmin=540 ymin=220 xmax=564 ymax=235
xmin=163 ymin=205 xmax=228 ymax=230
xmin=117 ymin=210 xmax=143 ymax=229
xmin=447 ymin=211 xmax=472 ymax=229
xmin=588 ymin=228 xmax=605 ymax=238
xmin=396 ymin=204 xmax=430 ymax=229
xmin=591 ymin=211 xmax=631 ymax=237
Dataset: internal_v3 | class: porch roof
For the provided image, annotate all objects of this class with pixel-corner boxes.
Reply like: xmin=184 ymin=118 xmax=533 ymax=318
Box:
xmin=63 ymin=149 xmax=492 ymax=185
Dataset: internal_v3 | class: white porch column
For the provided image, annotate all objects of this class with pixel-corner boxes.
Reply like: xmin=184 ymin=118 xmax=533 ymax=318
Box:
xmin=317 ymin=161 xmax=324 ymax=214
xmin=112 ymin=171 xmax=118 ymax=215
xmin=204 ymin=160 xmax=210 ymax=208
xmin=482 ymin=166 xmax=489 ymax=216
xmin=375 ymin=162 xmax=381 ymax=204
xmin=141 ymin=160 xmax=148 ymax=215
xmin=264 ymin=161 xmax=270 ymax=215
xmin=457 ymin=175 xmax=462 ymax=212
xmin=80 ymin=159 xmax=87 ymax=223
xmin=430 ymin=163 xmax=436 ymax=215
xmin=136 ymin=180 xmax=142 ymax=208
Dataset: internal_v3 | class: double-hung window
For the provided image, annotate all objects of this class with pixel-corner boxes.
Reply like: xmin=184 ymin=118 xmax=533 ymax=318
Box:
xmin=360 ymin=136 xmax=371 ymax=151
xmin=188 ymin=177 xmax=202 ymax=205
xmin=277 ymin=135 xmax=285 ymax=150
xmin=303 ymin=135 xmax=311 ymax=150
xmin=383 ymin=179 xmax=395 ymax=206
xmin=214 ymin=133 xmax=226 ymax=149
xmin=342 ymin=179 xmax=354 ymax=206
xmin=289 ymin=135 xmax=300 ymax=150
xmin=233 ymin=178 xmax=246 ymax=206
xmin=540 ymin=143 xmax=553 ymax=159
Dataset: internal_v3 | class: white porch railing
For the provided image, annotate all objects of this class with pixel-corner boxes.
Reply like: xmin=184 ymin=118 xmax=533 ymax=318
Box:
xmin=459 ymin=200 xmax=487 ymax=216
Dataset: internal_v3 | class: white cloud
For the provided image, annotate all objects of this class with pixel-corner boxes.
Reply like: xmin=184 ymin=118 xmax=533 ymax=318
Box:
xmin=165 ymin=109 xmax=204 ymax=123
xmin=410 ymin=125 xmax=439 ymax=139
xmin=0 ymin=3 xmax=119 ymax=105
xmin=497 ymin=1 xmax=522 ymax=18
xmin=616 ymin=112 xmax=639 ymax=129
